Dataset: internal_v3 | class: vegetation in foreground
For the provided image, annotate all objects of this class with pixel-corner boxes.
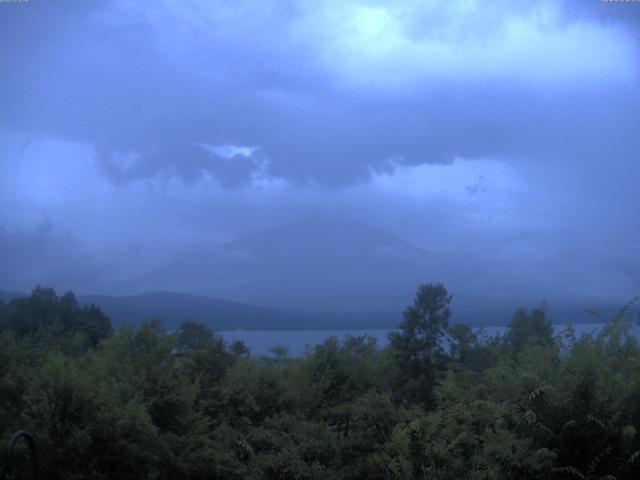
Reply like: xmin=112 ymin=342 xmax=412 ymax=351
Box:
xmin=1 ymin=284 xmax=640 ymax=479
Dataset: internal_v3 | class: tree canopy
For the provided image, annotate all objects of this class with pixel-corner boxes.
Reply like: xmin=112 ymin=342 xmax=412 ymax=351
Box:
xmin=1 ymin=285 xmax=639 ymax=479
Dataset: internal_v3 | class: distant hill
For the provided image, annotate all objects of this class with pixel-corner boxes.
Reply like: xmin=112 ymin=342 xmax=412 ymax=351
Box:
xmin=454 ymin=303 xmax=636 ymax=329
xmin=78 ymin=291 xmax=340 ymax=331
xmin=130 ymin=217 xmax=440 ymax=313
xmin=3 ymin=287 xmax=634 ymax=331
xmin=0 ymin=289 xmax=25 ymax=303
xmin=81 ymin=293 xmax=605 ymax=332
xmin=1 ymin=288 xmax=399 ymax=330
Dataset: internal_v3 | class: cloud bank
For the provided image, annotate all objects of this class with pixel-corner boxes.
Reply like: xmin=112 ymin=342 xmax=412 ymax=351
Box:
xmin=0 ymin=0 xmax=638 ymax=309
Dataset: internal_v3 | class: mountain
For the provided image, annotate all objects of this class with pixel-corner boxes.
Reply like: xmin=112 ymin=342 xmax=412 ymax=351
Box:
xmin=130 ymin=217 xmax=440 ymax=313
xmin=77 ymin=292 xmax=325 ymax=330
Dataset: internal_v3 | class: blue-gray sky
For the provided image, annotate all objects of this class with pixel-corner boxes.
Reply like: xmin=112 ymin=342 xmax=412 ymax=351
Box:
xmin=1 ymin=0 xmax=639 ymax=312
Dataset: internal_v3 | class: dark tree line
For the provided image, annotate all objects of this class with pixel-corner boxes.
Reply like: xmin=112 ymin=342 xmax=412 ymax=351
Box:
xmin=1 ymin=284 xmax=639 ymax=479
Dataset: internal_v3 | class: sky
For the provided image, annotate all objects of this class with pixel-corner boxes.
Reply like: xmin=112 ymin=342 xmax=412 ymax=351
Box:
xmin=0 ymin=0 xmax=639 ymax=313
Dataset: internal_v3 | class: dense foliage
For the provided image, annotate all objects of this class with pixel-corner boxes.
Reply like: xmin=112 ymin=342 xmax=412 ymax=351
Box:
xmin=1 ymin=285 xmax=640 ymax=479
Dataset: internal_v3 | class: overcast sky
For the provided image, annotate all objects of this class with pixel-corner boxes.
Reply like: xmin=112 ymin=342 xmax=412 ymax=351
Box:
xmin=1 ymin=0 xmax=639 ymax=309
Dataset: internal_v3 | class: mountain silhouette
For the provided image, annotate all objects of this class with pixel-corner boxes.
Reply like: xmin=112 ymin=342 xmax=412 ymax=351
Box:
xmin=132 ymin=217 xmax=440 ymax=313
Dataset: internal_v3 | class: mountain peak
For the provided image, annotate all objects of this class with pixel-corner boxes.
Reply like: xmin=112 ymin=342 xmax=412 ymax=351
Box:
xmin=130 ymin=217 xmax=439 ymax=312
xmin=221 ymin=216 xmax=434 ymax=261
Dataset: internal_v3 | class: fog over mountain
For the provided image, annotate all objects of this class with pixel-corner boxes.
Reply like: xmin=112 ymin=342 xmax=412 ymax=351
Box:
xmin=127 ymin=217 xmax=437 ymax=313
xmin=1 ymin=0 xmax=639 ymax=325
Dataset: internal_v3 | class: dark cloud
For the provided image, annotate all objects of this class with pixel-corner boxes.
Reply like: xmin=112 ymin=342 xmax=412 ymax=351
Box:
xmin=1 ymin=0 xmax=638 ymax=187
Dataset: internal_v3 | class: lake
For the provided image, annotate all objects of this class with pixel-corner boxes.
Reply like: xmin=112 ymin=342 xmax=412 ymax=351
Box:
xmin=219 ymin=322 xmax=637 ymax=357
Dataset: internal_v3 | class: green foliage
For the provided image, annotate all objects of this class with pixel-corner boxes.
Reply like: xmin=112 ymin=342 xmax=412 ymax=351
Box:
xmin=0 ymin=286 xmax=112 ymax=349
xmin=388 ymin=282 xmax=452 ymax=408
xmin=506 ymin=305 xmax=554 ymax=355
xmin=1 ymin=285 xmax=640 ymax=479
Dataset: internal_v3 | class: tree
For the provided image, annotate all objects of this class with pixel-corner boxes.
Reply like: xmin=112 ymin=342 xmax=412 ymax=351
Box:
xmin=0 ymin=287 xmax=111 ymax=348
xmin=229 ymin=340 xmax=250 ymax=357
xmin=389 ymin=282 xmax=452 ymax=407
xmin=176 ymin=320 xmax=215 ymax=353
xmin=270 ymin=345 xmax=289 ymax=361
xmin=506 ymin=305 xmax=553 ymax=355
xmin=447 ymin=323 xmax=477 ymax=364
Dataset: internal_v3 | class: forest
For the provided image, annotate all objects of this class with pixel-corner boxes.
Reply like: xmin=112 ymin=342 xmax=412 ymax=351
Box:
xmin=1 ymin=284 xmax=640 ymax=480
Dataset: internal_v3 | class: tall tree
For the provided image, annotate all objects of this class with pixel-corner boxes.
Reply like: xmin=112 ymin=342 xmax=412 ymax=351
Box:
xmin=389 ymin=282 xmax=452 ymax=407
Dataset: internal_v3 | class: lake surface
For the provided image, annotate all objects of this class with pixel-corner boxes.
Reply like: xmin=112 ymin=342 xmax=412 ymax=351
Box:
xmin=219 ymin=323 xmax=637 ymax=357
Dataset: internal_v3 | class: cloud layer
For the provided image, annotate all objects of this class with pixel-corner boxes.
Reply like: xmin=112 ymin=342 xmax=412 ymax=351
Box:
xmin=2 ymin=0 xmax=638 ymax=186
xmin=1 ymin=0 xmax=639 ymax=309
